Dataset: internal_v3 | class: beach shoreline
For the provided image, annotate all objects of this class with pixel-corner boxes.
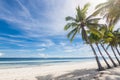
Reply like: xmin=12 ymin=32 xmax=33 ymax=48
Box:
xmin=0 ymin=60 xmax=120 ymax=80
xmin=0 ymin=61 xmax=98 ymax=80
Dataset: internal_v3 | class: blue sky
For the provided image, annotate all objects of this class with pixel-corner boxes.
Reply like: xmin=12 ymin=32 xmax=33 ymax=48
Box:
xmin=0 ymin=0 xmax=116 ymax=58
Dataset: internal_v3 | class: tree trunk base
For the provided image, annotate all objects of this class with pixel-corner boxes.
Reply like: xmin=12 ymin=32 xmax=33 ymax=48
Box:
xmin=97 ymin=67 xmax=105 ymax=71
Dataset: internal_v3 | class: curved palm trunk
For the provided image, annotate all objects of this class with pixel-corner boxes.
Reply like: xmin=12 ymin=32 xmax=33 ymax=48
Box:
xmin=115 ymin=47 xmax=120 ymax=56
xmin=96 ymin=43 xmax=111 ymax=68
xmin=100 ymin=43 xmax=117 ymax=67
xmin=82 ymin=27 xmax=104 ymax=71
xmin=111 ymin=46 xmax=120 ymax=65
xmin=90 ymin=43 xmax=104 ymax=71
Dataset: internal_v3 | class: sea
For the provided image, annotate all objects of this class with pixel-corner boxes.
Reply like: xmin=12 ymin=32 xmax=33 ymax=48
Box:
xmin=0 ymin=57 xmax=95 ymax=69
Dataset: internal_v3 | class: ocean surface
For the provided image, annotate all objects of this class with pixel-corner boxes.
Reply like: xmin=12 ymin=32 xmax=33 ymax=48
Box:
xmin=0 ymin=57 xmax=95 ymax=69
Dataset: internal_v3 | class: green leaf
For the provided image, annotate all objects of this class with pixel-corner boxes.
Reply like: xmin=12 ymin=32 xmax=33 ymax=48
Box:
xmin=82 ymin=3 xmax=90 ymax=14
xmin=108 ymin=25 xmax=114 ymax=31
xmin=70 ymin=30 xmax=77 ymax=42
xmin=64 ymin=23 xmax=78 ymax=30
xmin=87 ymin=18 xmax=101 ymax=23
xmin=65 ymin=16 xmax=76 ymax=21
xmin=95 ymin=2 xmax=107 ymax=9
xmin=67 ymin=28 xmax=77 ymax=38
xmin=64 ymin=23 xmax=71 ymax=30
xmin=89 ymin=27 xmax=102 ymax=38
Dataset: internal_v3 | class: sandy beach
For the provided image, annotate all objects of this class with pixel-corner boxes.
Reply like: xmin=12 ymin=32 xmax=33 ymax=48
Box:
xmin=0 ymin=60 xmax=120 ymax=80
xmin=0 ymin=0 xmax=120 ymax=80
xmin=0 ymin=61 xmax=120 ymax=80
xmin=0 ymin=61 xmax=98 ymax=80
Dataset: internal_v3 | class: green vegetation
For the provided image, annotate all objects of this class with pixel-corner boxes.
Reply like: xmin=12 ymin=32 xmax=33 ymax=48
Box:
xmin=64 ymin=0 xmax=120 ymax=71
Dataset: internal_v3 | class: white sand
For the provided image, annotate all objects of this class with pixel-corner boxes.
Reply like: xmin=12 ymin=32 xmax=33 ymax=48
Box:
xmin=0 ymin=60 xmax=120 ymax=80
xmin=96 ymin=67 xmax=120 ymax=80
xmin=0 ymin=61 xmax=98 ymax=80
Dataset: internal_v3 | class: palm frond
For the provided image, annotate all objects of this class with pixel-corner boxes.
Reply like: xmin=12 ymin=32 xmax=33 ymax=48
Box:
xmin=70 ymin=30 xmax=77 ymax=42
xmin=64 ymin=23 xmax=72 ymax=30
xmin=76 ymin=6 xmax=83 ymax=21
xmin=89 ymin=27 xmax=102 ymax=38
xmin=108 ymin=25 xmax=114 ymax=31
xmin=67 ymin=28 xmax=77 ymax=38
xmin=64 ymin=22 xmax=78 ymax=30
xmin=65 ymin=16 xmax=76 ymax=21
xmin=95 ymin=2 xmax=107 ymax=9
xmin=82 ymin=3 xmax=90 ymax=14
xmin=87 ymin=18 xmax=101 ymax=23
xmin=86 ymin=9 xmax=101 ymax=20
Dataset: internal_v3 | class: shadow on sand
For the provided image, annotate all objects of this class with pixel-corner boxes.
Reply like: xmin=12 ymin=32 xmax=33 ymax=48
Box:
xmin=98 ymin=69 xmax=120 ymax=80
xmin=36 ymin=67 xmax=120 ymax=80
xmin=35 ymin=68 xmax=99 ymax=80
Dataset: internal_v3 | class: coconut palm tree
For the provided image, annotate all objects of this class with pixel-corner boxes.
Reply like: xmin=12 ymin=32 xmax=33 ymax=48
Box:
xmin=88 ymin=31 xmax=111 ymax=68
xmin=118 ymin=32 xmax=120 ymax=47
xmin=100 ymin=43 xmax=117 ymax=67
xmin=102 ymin=25 xmax=120 ymax=65
xmin=93 ymin=0 xmax=120 ymax=67
xmin=64 ymin=3 xmax=104 ymax=70
xmin=99 ymin=26 xmax=117 ymax=67
xmin=114 ymin=29 xmax=120 ymax=55
xmin=94 ymin=0 xmax=120 ymax=26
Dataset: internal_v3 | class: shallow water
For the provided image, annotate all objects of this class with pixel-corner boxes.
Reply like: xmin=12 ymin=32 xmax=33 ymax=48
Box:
xmin=0 ymin=57 xmax=95 ymax=69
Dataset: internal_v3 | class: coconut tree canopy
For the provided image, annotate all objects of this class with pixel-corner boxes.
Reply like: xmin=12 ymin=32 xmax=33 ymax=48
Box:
xmin=94 ymin=0 xmax=120 ymax=25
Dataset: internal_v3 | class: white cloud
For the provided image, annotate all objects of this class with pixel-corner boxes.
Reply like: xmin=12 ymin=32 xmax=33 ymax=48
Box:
xmin=64 ymin=49 xmax=76 ymax=53
xmin=38 ymin=53 xmax=47 ymax=58
xmin=59 ymin=42 xmax=66 ymax=47
xmin=0 ymin=53 xmax=4 ymax=57
xmin=0 ymin=0 xmax=107 ymax=38
xmin=38 ymin=39 xmax=55 ymax=47
xmin=42 ymin=0 xmax=107 ymax=35
xmin=62 ymin=42 xmax=91 ymax=54
xmin=0 ymin=0 xmax=114 ymax=58
xmin=37 ymin=48 xmax=46 ymax=51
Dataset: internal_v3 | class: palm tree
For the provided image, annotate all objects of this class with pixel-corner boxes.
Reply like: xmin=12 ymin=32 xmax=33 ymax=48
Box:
xmin=94 ymin=0 xmax=120 ymax=67
xmin=88 ymin=32 xmax=111 ymax=68
xmin=99 ymin=26 xmax=117 ymax=67
xmin=111 ymin=45 xmax=120 ymax=65
xmin=114 ymin=29 xmax=120 ymax=56
xmin=94 ymin=0 xmax=120 ymax=26
xmin=118 ymin=32 xmax=120 ymax=48
xmin=100 ymin=43 xmax=117 ymax=67
xmin=102 ymin=25 xmax=120 ymax=65
xmin=95 ymin=0 xmax=120 ymax=53
xmin=109 ymin=28 xmax=120 ymax=65
xmin=64 ymin=3 xmax=104 ymax=70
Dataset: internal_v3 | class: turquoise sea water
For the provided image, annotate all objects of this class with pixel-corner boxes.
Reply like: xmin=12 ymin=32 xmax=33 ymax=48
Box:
xmin=0 ymin=57 xmax=95 ymax=69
